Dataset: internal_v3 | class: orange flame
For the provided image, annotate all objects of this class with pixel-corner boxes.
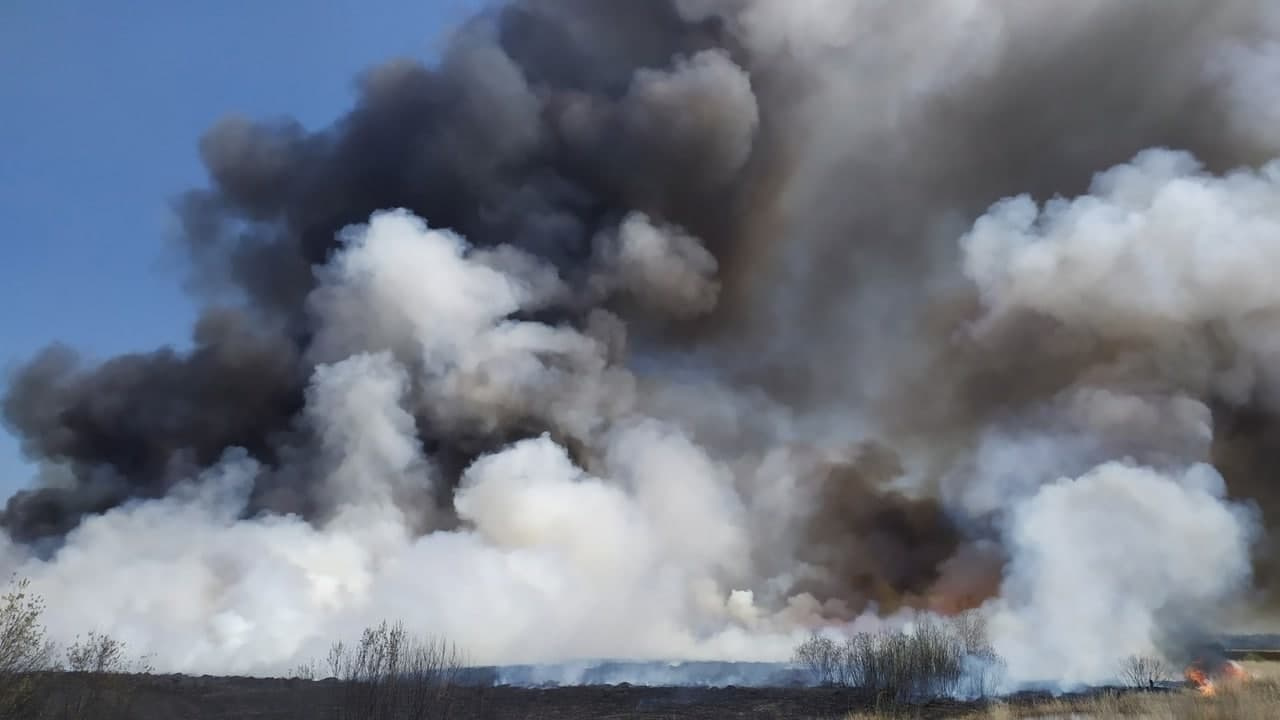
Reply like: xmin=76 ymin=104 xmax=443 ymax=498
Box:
xmin=1185 ymin=665 xmax=1213 ymax=696
xmin=1184 ymin=659 xmax=1248 ymax=697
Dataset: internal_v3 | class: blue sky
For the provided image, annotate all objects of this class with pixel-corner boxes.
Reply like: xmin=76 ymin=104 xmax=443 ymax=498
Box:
xmin=0 ymin=1 xmax=481 ymax=498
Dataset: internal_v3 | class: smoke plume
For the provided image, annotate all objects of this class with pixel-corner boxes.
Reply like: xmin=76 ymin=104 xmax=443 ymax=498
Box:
xmin=5 ymin=0 xmax=1280 ymax=688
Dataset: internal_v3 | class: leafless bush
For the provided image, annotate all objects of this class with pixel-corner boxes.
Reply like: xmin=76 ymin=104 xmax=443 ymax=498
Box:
xmin=962 ymin=646 xmax=1006 ymax=699
xmin=0 ymin=577 xmax=55 ymax=719
xmin=846 ymin=617 xmax=967 ymax=700
xmin=292 ymin=659 xmax=321 ymax=680
xmin=0 ymin=576 xmax=156 ymax=720
xmin=951 ymin=612 xmax=1005 ymax=698
xmin=52 ymin=631 xmax=154 ymax=720
xmin=1121 ymin=654 xmax=1170 ymax=688
xmin=326 ymin=621 xmax=464 ymax=720
xmin=794 ymin=634 xmax=842 ymax=686
xmin=63 ymin=632 xmax=151 ymax=674
xmin=795 ymin=611 xmax=1005 ymax=702
xmin=951 ymin=610 xmax=988 ymax=656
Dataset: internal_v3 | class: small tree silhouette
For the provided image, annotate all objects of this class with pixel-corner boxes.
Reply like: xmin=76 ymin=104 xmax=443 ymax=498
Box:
xmin=1121 ymin=654 xmax=1169 ymax=689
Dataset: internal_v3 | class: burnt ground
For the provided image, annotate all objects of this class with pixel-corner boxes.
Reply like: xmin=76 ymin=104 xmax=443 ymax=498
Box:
xmin=31 ymin=674 xmax=1174 ymax=720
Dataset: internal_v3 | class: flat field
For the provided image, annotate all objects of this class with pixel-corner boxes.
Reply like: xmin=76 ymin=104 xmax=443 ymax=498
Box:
xmin=27 ymin=661 xmax=1280 ymax=719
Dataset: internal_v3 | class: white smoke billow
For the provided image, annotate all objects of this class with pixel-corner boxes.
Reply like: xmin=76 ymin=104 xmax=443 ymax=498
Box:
xmin=6 ymin=0 xmax=1280 ymax=692
xmin=1 ymin=211 xmax=803 ymax=673
xmin=987 ymin=462 xmax=1256 ymax=686
xmin=954 ymin=147 xmax=1280 ymax=685
xmin=965 ymin=150 xmax=1280 ymax=358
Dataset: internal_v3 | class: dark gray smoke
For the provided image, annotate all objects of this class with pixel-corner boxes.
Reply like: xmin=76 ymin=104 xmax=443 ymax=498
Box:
xmin=5 ymin=0 xmax=1280 ymax=687
xmin=5 ymin=1 xmax=753 ymax=531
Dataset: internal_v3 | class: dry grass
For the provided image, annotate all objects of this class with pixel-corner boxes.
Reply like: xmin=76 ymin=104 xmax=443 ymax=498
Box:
xmin=842 ymin=668 xmax=1280 ymax=719
xmin=1238 ymin=659 xmax=1280 ymax=682
xmin=1013 ymin=684 xmax=1277 ymax=719
xmin=983 ymin=682 xmax=1280 ymax=719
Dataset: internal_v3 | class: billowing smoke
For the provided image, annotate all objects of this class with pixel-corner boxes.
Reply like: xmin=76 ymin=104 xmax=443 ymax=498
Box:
xmin=5 ymin=0 xmax=1280 ymax=689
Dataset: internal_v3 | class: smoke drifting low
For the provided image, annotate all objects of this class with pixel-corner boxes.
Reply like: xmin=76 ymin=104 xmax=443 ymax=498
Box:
xmin=5 ymin=0 xmax=1280 ymax=689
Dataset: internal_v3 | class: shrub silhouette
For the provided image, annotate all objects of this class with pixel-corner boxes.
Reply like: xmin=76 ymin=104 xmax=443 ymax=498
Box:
xmin=794 ymin=611 xmax=1004 ymax=701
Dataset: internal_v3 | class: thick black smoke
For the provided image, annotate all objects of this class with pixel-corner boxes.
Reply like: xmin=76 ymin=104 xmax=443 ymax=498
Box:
xmin=6 ymin=0 xmax=1280 ymax=666
xmin=4 ymin=1 xmax=759 ymax=534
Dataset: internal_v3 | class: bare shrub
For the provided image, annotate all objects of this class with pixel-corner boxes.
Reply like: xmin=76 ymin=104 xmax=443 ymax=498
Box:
xmin=326 ymin=620 xmax=464 ymax=720
xmin=951 ymin=610 xmax=988 ymax=657
xmin=963 ymin=646 xmax=1006 ymax=699
xmin=794 ymin=634 xmax=841 ymax=685
xmin=846 ymin=617 xmax=967 ymax=700
xmin=0 ymin=577 xmax=55 ymax=718
xmin=292 ymin=659 xmax=321 ymax=680
xmin=63 ymin=634 xmax=122 ymax=676
xmin=951 ymin=612 xmax=1006 ymax=698
xmin=797 ymin=611 xmax=1005 ymax=702
xmin=55 ymin=632 xmax=154 ymax=720
xmin=1120 ymin=654 xmax=1169 ymax=688
xmin=0 ymin=577 xmax=158 ymax=720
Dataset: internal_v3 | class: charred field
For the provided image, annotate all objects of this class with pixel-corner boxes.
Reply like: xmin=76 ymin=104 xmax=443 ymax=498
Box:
xmin=26 ymin=658 xmax=1280 ymax=720
xmin=14 ymin=672 xmax=1203 ymax=720
xmin=34 ymin=675 xmax=921 ymax=720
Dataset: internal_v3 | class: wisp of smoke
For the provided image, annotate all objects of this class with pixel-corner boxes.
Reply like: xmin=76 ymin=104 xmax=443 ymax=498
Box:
xmin=5 ymin=0 xmax=1280 ymax=690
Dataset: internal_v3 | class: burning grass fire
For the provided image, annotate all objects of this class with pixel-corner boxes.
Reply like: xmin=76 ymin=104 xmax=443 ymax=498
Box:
xmin=5 ymin=0 xmax=1280 ymax=700
xmin=1185 ymin=658 xmax=1250 ymax=697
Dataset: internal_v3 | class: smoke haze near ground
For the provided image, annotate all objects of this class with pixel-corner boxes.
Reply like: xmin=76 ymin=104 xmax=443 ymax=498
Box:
xmin=5 ymin=0 xmax=1280 ymax=689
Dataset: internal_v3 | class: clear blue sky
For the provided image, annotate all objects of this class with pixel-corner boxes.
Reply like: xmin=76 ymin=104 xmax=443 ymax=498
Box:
xmin=0 ymin=1 xmax=481 ymax=498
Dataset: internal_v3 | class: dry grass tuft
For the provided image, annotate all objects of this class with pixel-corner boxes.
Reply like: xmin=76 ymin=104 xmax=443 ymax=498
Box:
xmin=975 ymin=681 xmax=1280 ymax=719
xmin=841 ymin=673 xmax=1280 ymax=719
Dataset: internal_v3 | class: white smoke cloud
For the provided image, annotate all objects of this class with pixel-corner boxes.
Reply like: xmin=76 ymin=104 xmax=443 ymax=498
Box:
xmin=309 ymin=209 xmax=630 ymax=439
xmin=965 ymin=150 xmax=1280 ymax=336
xmin=0 ymin=431 xmax=807 ymax=673
xmin=1207 ymin=1 xmax=1280 ymax=154
xmin=987 ymin=462 xmax=1256 ymax=688
xmin=308 ymin=210 xmax=529 ymax=366
xmin=945 ymin=387 xmax=1214 ymax=519
xmin=307 ymin=352 xmax=436 ymax=530
xmin=964 ymin=149 xmax=1280 ymax=404
xmin=10 ymin=1 xmax=1280 ymax=694
xmin=0 ymin=212 xmax=811 ymax=675
xmin=952 ymin=146 xmax=1280 ymax=687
